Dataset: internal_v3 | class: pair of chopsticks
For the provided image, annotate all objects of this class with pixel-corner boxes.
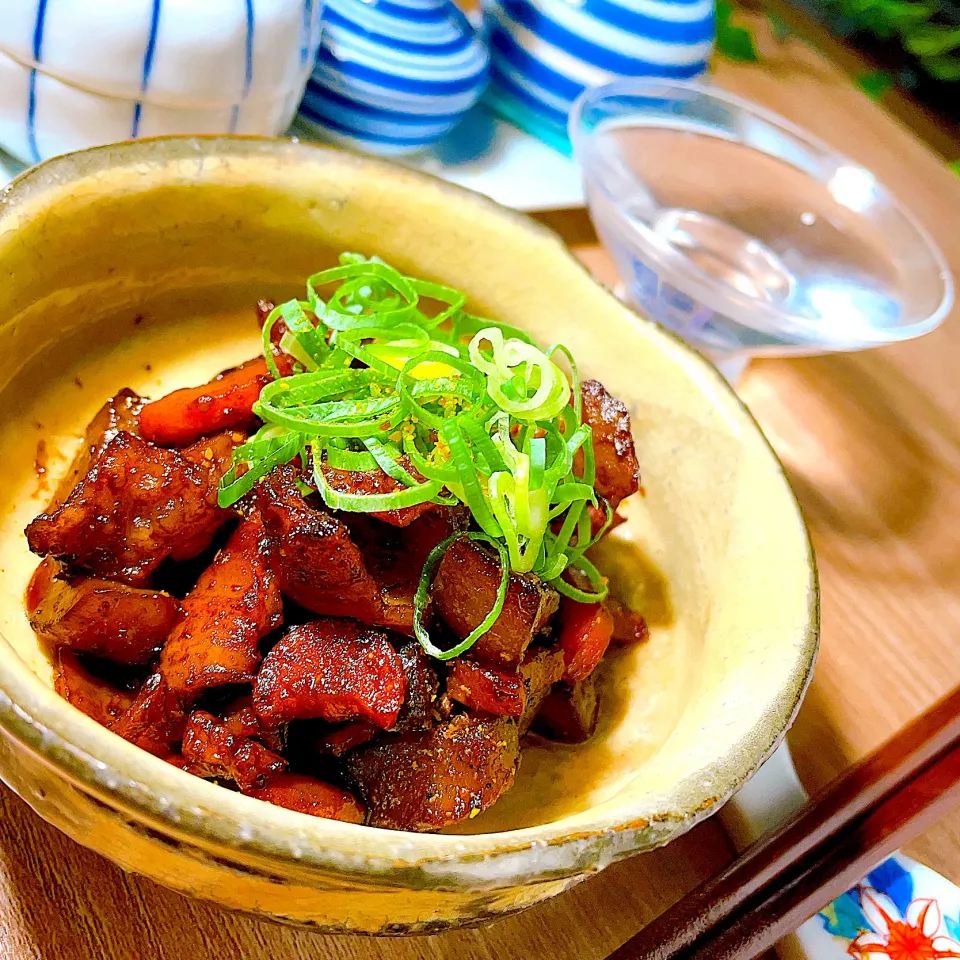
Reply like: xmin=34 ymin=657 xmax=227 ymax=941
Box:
xmin=607 ymin=684 xmax=960 ymax=960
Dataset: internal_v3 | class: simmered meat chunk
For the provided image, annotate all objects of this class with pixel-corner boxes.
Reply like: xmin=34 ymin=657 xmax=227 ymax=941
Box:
xmin=26 ymin=431 xmax=235 ymax=585
xmin=246 ymin=773 xmax=366 ymax=823
xmin=51 ymin=388 xmax=142 ymax=509
xmin=252 ymin=465 xmax=417 ymax=633
xmin=518 ymin=648 xmax=566 ymax=735
xmin=401 ymin=507 xmax=470 ymax=569
xmin=221 ymin=694 xmax=285 ymax=753
xmin=27 ymin=557 xmax=181 ymax=665
xmin=393 ymin=641 xmax=438 ymax=733
xmin=109 ymin=673 xmax=186 ymax=757
xmin=447 ymin=647 xmax=564 ymax=720
xmin=180 ymin=710 xmax=286 ymax=790
xmin=139 ymin=355 xmax=295 ymax=448
xmin=432 ymin=538 xmax=559 ymax=666
xmin=607 ymin=597 xmax=650 ymax=647
xmin=54 ymin=650 xmax=135 ymax=726
xmin=558 ymin=599 xmax=614 ymax=684
xmin=159 ymin=516 xmax=283 ymax=697
xmin=533 ymin=676 xmax=600 ymax=743
xmin=319 ymin=460 xmax=438 ymax=528
xmin=578 ymin=379 xmax=640 ymax=511
xmin=320 ymin=721 xmax=381 ymax=757
xmin=254 ymin=620 xmax=407 ymax=730
xmin=447 ymin=659 xmax=525 ymax=717
xmin=346 ymin=714 xmax=520 ymax=832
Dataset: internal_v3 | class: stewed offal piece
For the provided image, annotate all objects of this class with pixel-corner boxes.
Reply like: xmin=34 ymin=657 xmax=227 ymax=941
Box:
xmin=27 ymin=253 xmax=651 ymax=830
xmin=54 ymin=650 xmax=135 ymax=728
xmin=252 ymin=465 xmax=412 ymax=632
xmin=179 ymin=710 xmax=287 ymax=791
xmin=108 ymin=672 xmax=187 ymax=758
xmin=447 ymin=647 xmax=564 ymax=723
xmin=159 ymin=514 xmax=283 ymax=697
xmin=48 ymin=388 xmax=143 ymax=509
xmin=533 ymin=675 xmax=602 ymax=744
xmin=577 ymin=379 xmax=641 ymax=513
xmin=27 ymin=556 xmax=181 ymax=665
xmin=246 ymin=774 xmax=366 ymax=824
xmin=431 ymin=537 xmax=559 ymax=666
xmin=254 ymin=619 xmax=408 ymax=729
xmin=26 ymin=431 xmax=236 ymax=584
xmin=346 ymin=714 xmax=521 ymax=831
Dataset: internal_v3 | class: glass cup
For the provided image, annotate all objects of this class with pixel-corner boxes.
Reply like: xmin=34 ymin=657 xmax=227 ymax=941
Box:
xmin=570 ymin=79 xmax=953 ymax=382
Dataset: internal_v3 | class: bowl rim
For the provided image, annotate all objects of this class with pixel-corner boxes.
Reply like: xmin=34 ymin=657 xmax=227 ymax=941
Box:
xmin=568 ymin=77 xmax=955 ymax=350
xmin=0 ymin=134 xmax=820 ymax=892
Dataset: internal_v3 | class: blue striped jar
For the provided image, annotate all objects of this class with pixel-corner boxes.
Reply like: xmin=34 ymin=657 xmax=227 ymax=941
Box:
xmin=481 ymin=0 xmax=715 ymax=152
xmin=0 ymin=0 xmax=323 ymax=166
xmin=299 ymin=0 xmax=489 ymax=155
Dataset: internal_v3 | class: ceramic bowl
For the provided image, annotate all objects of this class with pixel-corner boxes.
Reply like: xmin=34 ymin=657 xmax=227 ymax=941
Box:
xmin=0 ymin=136 xmax=817 ymax=934
xmin=300 ymin=0 xmax=489 ymax=156
xmin=0 ymin=0 xmax=323 ymax=164
xmin=481 ymin=0 xmax=714 ymax=152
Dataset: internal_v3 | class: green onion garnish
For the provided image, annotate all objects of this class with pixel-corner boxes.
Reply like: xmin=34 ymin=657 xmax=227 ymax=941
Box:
xmin=219 ymin=253 xmax=609 ymax=659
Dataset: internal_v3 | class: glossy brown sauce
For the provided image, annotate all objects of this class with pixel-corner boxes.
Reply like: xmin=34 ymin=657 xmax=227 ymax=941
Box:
xmin=590 ymin=534 xmax=673 ymax=628
xmin=33 ymin=438 xmax=49 ymax=492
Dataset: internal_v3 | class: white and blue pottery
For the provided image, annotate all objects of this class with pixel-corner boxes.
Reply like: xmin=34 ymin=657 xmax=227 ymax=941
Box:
xmin=725 ymin=745 xmax=960 ymax=960
xmin=299 ymin=0 xmax=489 ymax=156
xmin=800 ymin=854 xmax=960 ymax=960
xmin=0 ymin=0 xmax=323 ymax=165
xmin=481 ymin=0 xmax=714 ymax=152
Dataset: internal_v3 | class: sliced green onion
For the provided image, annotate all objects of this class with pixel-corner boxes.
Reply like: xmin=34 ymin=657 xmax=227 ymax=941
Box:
xmin=442 ymin=420 xmax=502 ymax=538
xmin=217 ymin=428 xmax=304 ymax=508
xmin=452 ymin=311 xmax=537 ymax=347
xmin=362 ymin=436 xmax=419 ymax=486
xmin=551 ymin=555 xmax=609 ymax=603
xmin=468 ymin=327 xmax=570 ymax=420
xmin=312 ymin=441 xmax=440 ymax=512
xmin=323 ymin=445 xmax=379 ymax=472
xmin=222 ymin=252 xmax=627 ymax=639
xmin=402 ymin=430 xmax=458 ymax=484
xmin=548 ymin=343 xmax=582 ymax=422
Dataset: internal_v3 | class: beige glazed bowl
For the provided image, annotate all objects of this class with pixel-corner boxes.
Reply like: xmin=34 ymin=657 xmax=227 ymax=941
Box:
xmin=0 ymin=137 xmax=818 ymax=934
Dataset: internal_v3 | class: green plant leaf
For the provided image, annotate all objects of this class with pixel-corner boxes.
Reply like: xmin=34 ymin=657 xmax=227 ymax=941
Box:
xmin=921 ymin=53 xmax=960 ymax=79
xmin=856 ymin=69 xmax=895 ymax=98
xmin=880 ymin=0 xmax=936 ymax=29
xmin=949 ymin=161 xmax=960 ymax=178
xmin=716 ymin=0 xmax=761 ymax=62
xmin=904 ymin=24 xmax=960 ymax=56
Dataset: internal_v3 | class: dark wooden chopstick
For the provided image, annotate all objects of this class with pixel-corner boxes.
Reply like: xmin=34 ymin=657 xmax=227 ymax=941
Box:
xmin=607 ymin=683 xmax=960 ymax=960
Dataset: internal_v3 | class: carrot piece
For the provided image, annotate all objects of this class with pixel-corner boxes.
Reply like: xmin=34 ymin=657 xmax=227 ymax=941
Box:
xmin=139 ymin=354 xmax=296 ymax=447
xmin=558 ymin=599 xmax=614 ymax=684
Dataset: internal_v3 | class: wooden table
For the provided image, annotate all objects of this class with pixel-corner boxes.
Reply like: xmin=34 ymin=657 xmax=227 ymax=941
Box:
xmin=3 ymin=19 xmax=960 ymax=960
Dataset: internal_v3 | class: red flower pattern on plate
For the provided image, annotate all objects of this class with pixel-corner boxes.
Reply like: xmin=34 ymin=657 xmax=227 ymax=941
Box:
xmin=850 ymin=889 xmax=960 ymax=960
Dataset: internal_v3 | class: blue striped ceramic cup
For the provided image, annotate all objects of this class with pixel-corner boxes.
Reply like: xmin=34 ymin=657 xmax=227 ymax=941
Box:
xmin=0 ymin=0 xmax=323 ymax=165
xmin=299 ymin=0 xmax=489 ymax=156
xmin=482 ymin=0 xmax=714 ymax=153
